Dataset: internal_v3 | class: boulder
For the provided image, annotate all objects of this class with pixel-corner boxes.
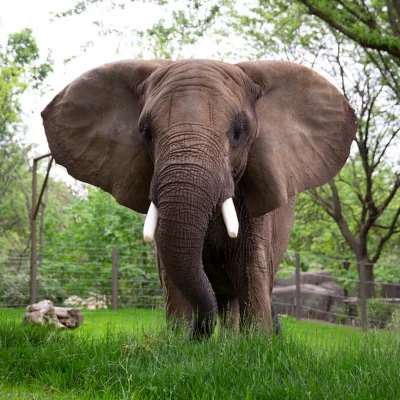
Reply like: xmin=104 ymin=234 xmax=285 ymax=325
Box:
xmin=274 ymin=271 xmax=334 ymax=287
xmin=64 ymin=294 xmax=108 ymax=309
xmin=24 ymin=300 xmax=64 ymax=328
xmin=54 ymin=307 xmax=84 ymax=329
xmin=24 ymin=300 xmax=83 ymax=329
xmin=319 ymin=281 xmax=344 ymax=304
xmin=85 ymin=294 xmax=107 ymax=310
xmin=272 ymin=282 xmax=343 ymax=320
xmin=63 ymin=295 xmax=85 ymax=307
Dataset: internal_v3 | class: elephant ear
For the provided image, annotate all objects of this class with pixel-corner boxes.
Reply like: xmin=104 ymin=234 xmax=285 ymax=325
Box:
xmin=42 ymin=60 xmax=169 ymax=214
xmin=237 ymin=60 xmax=357 ymax=217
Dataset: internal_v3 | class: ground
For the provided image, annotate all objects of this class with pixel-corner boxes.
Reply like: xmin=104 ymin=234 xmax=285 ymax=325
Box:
xmin=0 ymin=308 xmax=399 ymax=399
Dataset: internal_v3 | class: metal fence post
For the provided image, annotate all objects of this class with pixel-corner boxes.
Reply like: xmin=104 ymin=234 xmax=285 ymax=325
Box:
xmin=359 ymin=260 xmax=367 ymax=331
xmin=112 ymin=247 xmax=119 ymax=310
xmin=295 ymin=253 xmax=301 ymax=319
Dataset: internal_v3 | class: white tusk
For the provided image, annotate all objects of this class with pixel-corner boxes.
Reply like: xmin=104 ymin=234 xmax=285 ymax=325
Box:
xmin=143 ymin=202 xmax=159 ymax=243
xmin=221 ymin=198 xmax=239 ymax=238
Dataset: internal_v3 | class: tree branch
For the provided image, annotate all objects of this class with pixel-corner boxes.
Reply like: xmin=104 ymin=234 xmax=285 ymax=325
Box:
xmin=372 ymin=127 xmax=400 ymax=170
xmin=373 ymin=223 xmax=400 ymax=233
xmin=327 ymin=181 xmax=359 ymax=254
xmin=371 ymin=205 xmax=400 ymax=263
xmin=297 ymin=0 xmax=400 ymax=60
xmin=376 ymin=174 xmax=400 ymax=216
xmin=336 ymin=0 xmax=377 ymax=29
xmin=395 ymin=0 xmax=400 ymax=22
xmin=309 ymin=189 xmax=334 ymax=218
xmin=386 ymin=0 xmax=400 ymax=37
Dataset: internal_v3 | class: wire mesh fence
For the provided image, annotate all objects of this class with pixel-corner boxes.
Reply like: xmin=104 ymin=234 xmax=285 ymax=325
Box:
xmin=1 ymin=248 xmax=399 ymax=330
xmin=0 ymin=247 xmax=163 ymax=309
xmin=274 ymin=253 xmax=400 ymax=330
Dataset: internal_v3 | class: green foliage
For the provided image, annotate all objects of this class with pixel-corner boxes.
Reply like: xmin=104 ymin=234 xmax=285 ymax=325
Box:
xmin=0 ymin=184 xmax=162 ymax=308
xmin=368 ymin=299 xmax=396 ymax=326
xmin=389 ymin=309 xmax=400 ymax=331
xmin=55 ymin=0 xmax=227 ymax=59
xmin=44 ymin=186 xmax=145 ymax=251
xmin=34 ymin=186 xmax=161 ymax=307
xmin=0 ymin=29 xmax=52 ymax=257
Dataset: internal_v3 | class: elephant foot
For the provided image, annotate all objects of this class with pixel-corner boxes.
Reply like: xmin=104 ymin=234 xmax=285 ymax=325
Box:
xmin=271 ymin=304 xmax=281 ymax=335
xmin=189 ymin=312 xmax=216 ymax=341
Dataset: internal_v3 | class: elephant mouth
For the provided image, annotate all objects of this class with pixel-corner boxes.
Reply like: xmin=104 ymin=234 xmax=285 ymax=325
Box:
xmin=143 ymin=197 xmax=239 ymax=243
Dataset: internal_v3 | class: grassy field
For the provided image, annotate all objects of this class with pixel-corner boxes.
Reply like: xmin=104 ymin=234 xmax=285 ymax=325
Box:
xmin=0 ymin=308 xmax=399 ymax=399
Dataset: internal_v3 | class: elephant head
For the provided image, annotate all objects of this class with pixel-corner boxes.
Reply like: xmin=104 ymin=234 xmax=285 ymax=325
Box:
xmin=42 ymin=59 xmax=356 ymax=337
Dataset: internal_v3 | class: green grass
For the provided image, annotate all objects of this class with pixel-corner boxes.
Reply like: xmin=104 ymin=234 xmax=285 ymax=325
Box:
xmin=0 ymin=309 xmax=399 ymax=399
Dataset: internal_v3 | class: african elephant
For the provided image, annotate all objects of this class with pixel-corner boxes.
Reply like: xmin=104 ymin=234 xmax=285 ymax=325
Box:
xmin=41 ymin=59 xmax=357 ymax=339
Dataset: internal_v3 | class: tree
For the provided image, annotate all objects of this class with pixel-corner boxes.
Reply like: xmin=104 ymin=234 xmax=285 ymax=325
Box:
xmin=229 ymin=1 xmax=400 ymax=295
xmin=295 ymin=0 xmax=400 ymax=99
xmin=0 ymin=28 xmax=52 ymax=257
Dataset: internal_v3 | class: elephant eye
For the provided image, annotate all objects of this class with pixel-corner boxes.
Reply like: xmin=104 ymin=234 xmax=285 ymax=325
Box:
xmin=232 ymin=117 xmax=248 ymax=147
xmin=141 ymin=124 xmax=153 ymax=143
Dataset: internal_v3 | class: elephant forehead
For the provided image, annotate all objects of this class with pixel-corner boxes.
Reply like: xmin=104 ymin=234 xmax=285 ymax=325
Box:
xmin=147 ymin=60 xmax=248 ymax=100
xmin=168 ymin=90 xmax=229 ymax=127
xmin=148 ymin=88 xmax=237 ymax=133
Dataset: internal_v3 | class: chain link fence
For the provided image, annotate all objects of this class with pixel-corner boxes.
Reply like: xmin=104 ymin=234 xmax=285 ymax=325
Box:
xmin=1 ymin=248 xmax=399 ymax=330
xmin=0 ymin=247 xmax=162 ymax=309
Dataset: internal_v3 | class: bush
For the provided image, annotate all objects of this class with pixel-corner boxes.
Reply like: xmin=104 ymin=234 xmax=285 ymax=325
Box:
xmin=367 ymin=299 xmax=395 ymax=328
xmin=388 ymin=309 xmax=400 ymax=332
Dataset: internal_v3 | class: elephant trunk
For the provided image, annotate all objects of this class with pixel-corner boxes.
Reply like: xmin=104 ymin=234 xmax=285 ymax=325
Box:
xmin=151 ymin=132 xmax=234 ymax=338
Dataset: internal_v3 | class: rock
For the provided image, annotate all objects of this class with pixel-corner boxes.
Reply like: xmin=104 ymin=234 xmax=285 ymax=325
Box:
xmin=63 ymin=295 xmax=85 ymax=307
xmin=24 ymin=300 xmax=83 ymax=329
xmin=319 ymin=281 xmax=344 ymax=304
xmin=24 ymin=300 xmax=64 ymax=328
xmin=275 ymin=271 xmax=334 ymax=287
xmin=54 ymin=307 xmax=84 ymax=329
xmin=84 ymin=294 xmax=108 ymax=309
xmin=64 ymin=294 xmax=108 ymax=309
xmin=272 ymin=283 xmax=343 ymax=320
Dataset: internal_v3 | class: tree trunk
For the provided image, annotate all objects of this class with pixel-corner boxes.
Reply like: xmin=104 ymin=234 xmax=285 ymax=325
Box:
xmin=357 ymin=256 xmax=375 ymax=298
xmin=365 ymin=262 xmax=375 ymax=298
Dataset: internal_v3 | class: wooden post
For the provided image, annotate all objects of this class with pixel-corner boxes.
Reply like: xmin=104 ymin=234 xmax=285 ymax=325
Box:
xmin=295 ymin=253 xmax=301 ymax=319
xmin=30 ymin=160 xmax=38 ymax=304
xmin=112 ymin=247 xmax=119 ymax=310
xmin=30 ymin=153 xmax=52 ymax=305
xmin=359 ymin=260 xmax=368 ymax=331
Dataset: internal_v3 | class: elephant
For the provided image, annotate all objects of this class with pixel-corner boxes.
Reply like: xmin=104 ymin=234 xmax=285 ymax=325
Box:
xmin=41 ymin=59 xmax=357 ymax=339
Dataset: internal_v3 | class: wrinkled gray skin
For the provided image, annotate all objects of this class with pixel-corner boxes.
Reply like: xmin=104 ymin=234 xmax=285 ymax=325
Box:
xmin=41 ymin=59 xmax=357 ymax=339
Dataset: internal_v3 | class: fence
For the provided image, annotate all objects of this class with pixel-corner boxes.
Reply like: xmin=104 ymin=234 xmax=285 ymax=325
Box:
xmin=1 ymin=247 xmax=399 ymax=330
xmin=0 ymin=246 xmax=162 ymax=309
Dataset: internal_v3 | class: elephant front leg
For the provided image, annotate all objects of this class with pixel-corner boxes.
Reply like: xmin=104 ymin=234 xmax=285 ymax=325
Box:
xmin=217 ymin=295 xmax=239 ymax=334
xmin=236 ymin=264 xmax=274 ymax=334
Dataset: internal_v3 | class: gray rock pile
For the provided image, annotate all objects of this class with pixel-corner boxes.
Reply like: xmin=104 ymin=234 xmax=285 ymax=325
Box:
xmin=24 ymin=300 xmax=83 ymax=329
xmin=272 ymin=271 xmax=344 ymax=320
xmin=63 ymin=293 xmax=108 ymax=310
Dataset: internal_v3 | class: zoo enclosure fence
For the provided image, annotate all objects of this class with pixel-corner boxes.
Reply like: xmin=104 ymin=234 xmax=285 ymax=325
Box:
xmin=1 ymin=247 xmax=399 ymax=330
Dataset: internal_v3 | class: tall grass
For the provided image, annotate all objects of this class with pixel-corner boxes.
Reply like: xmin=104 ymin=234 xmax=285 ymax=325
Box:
xmin=0 ymin=309 xmax=399 ymax=399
